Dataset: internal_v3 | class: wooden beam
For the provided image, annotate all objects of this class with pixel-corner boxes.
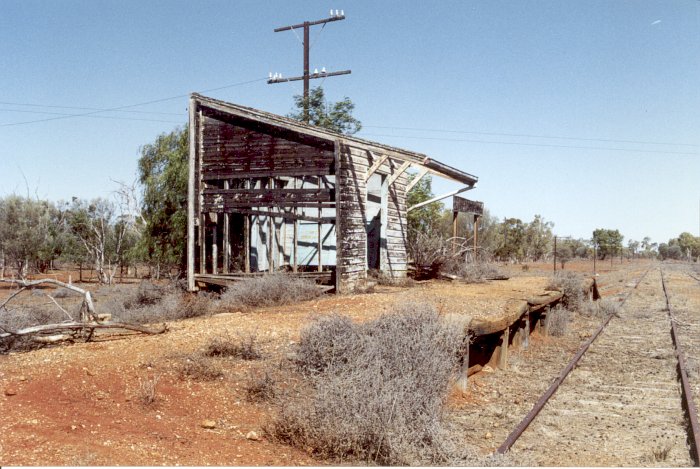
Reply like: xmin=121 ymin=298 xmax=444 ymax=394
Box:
xmin=387 ymin=161 xmax=411 ymax=187
xmin=187 ymin=97 xmax=197 ymax=291
xmin=407 ymin=186 xmax=472 ymax=213
xmin=365 ymin=152 xmax=389 ymax=182
xmin=406 ymin=167 xmax=429 ymax=193
xmin=201 ymin=167 xmax=333 ymax=181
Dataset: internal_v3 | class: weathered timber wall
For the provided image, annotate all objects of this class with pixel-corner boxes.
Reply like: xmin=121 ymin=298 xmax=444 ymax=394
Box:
xmin=336 ymin=144 xmax=368 ymax=292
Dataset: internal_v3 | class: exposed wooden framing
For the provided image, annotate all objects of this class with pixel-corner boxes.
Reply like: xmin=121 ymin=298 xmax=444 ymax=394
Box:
xmin=187 ymin=98 xmax=197 ymax=291
xmin=364 ymin=151 xmax=389 ymax=182
xmin=387 ymin=161 xmax=411 ymax=186
xmin=189 ymin=94 xmax=480 ymax=293
xmin=223 ymin=180 xmax=230 ymax=274
xmin=407 ymin=186 xmax=473 ymax=212
xmin=406 ymin=167 xmax=429 ymax=192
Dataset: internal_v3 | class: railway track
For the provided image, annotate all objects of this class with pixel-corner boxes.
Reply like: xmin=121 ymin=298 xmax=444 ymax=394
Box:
xmin=497 ymin=266 xmax=700 ymax=466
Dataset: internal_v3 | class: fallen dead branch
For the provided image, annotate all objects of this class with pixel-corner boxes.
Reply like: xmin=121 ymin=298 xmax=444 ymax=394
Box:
xmin=0 ymin=278 xmax=96 ymax=321
xmin=0 ymin=278 xmax=168 ymax=349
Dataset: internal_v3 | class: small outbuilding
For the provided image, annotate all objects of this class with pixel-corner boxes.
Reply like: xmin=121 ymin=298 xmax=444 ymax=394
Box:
xmin=187 ymin=94 xmax=478 ymax=293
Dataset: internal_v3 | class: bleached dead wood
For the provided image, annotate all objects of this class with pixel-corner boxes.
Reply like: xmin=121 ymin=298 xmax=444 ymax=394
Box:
xmin=0 ymin=278 xmax=168 ymax=346
xmin=0 ymin=278 xmax=96 ymax=321
xmin=0 ymin=321 xmax=167 ymax=339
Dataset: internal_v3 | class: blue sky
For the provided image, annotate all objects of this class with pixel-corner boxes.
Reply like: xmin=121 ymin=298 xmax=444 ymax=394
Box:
xmin=1 ymin=0 xmax=698 ymax=244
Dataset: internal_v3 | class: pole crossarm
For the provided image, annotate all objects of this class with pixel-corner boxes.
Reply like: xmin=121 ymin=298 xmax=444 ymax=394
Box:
xmin=267 ymin=70 xmax=351 ymax=85
xmin=274 ymin=14 xmax=346 ymax=32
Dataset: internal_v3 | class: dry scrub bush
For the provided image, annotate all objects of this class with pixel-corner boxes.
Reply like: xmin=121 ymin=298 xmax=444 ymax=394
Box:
xmin=270 ymin=304 xmax=472 ymax=466
xmin=178 ymin=353 xmax=224 ymax=381
xmin=205 ymin=331 xmax=261 ymax=360
xmin=547 ymin=271 xmax=586 ymax=311
xmin=219 ymin=274 xmax=322 ymax=310
xmin=108 ymin=290 xmax=215 ymax=325
xmin=244 ymin=371 xmax=276 ymax=403
xmin=581 ymin=298 xmax=620 ymax=319
xmin=547 ymin=304 xmax=573 ymax=337
xmin=367 ymin=269 xmax=415 ymax=287
xmin=451 ymin=262 xmax=506 ymax=283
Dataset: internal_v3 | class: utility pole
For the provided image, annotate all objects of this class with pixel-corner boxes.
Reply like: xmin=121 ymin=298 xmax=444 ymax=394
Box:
xmin=269 ymin=10 xmax=351 ymax=123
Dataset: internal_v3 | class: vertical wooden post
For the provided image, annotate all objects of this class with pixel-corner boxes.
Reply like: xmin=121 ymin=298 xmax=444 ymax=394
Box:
xmin=317 ymin=176 xmax=322 ymax=272
xmin=223 ymin=180 xmax=230 ymax=274
xmin=211 ymin=214 xmax=218 ymax=275
xmin=281 ymin=217 xmax=287 ymax=267
xmin=473 ymin=214 xmax=479 ymax=261
xmin=522 ymin=312 xmax=530 ymax=350
xmin=541 ymin=306 xmax=550 ymax=336
xmin=199 ymin=214 xmax=206 ymax=275
xmin=244 ymin=179 xmax=251 ymax=273
xmin=244 ymin=215 xmax=250 ymax=273
xmin=452 ymin=211 xmax=458 ymax=255
xmin=293 ymin=177 xmax=298 ymax=273
xmin=186 ymin=98 xmax=197 ymax=291
xmin=498 ymin=326 xmax=510 ymax=369
xmin=269 ymin=178 xmax=275 ymax=272
xmin=456 ymin=346 xmax=470 ymax=393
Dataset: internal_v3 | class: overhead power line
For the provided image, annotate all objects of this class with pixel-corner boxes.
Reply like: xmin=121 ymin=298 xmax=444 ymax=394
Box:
xmin=0 ymin=101 xmax=182 ymax=117
xmin=362 ymin=125 xmax=700 ymax=148
xmin=0 ymin=107 xmax=182 ymax=124
xmin=359 ymin=132 xmax=700 ymax=157
xmin=0 ymin=77 xmax=267 ymax=128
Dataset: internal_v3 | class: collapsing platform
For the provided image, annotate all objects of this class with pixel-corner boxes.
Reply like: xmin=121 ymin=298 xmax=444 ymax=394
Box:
xmin=455 ymin=277 xmax=600 ymax=391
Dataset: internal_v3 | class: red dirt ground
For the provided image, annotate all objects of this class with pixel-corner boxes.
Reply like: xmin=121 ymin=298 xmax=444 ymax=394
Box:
xmin=0 ymin=261 xmax=648 ymax=466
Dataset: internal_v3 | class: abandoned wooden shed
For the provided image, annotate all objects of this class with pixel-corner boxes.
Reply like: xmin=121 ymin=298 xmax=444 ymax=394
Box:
xmin=187 ymin=93 xmax=478 ymax=293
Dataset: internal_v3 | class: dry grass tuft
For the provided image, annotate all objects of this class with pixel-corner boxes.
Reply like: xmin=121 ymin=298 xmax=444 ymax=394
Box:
xmin=269 ymin=303 xmax=472 ymax=466
xmin=205 ymin=331 xmax=261 ymax=360
xmin=178 ymin=353 xmax=224 ymax=381
xmin=136 ymin=374 xmax=160 ymax=408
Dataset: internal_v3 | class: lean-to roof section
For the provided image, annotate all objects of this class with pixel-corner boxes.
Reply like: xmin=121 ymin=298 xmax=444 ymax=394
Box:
xmin=191 ymin=93 xmax=478 ymax=187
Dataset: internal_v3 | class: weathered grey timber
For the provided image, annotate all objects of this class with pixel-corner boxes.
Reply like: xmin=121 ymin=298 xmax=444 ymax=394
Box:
xmin=187 ymin=94 xmax=478 ymax=293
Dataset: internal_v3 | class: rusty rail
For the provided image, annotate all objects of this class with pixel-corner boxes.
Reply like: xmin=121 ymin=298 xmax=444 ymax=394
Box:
xmin=661 ymin=269 xmax=700 ymax=466
xmin=495 ymin=268 xmax=650 ymax=454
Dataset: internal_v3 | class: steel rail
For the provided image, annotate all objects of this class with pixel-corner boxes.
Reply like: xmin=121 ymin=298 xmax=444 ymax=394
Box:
xmin=495 ymin=268 xmax=651 ymax=454
xmin=661 ymin=268 xmax=700 ymax=466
